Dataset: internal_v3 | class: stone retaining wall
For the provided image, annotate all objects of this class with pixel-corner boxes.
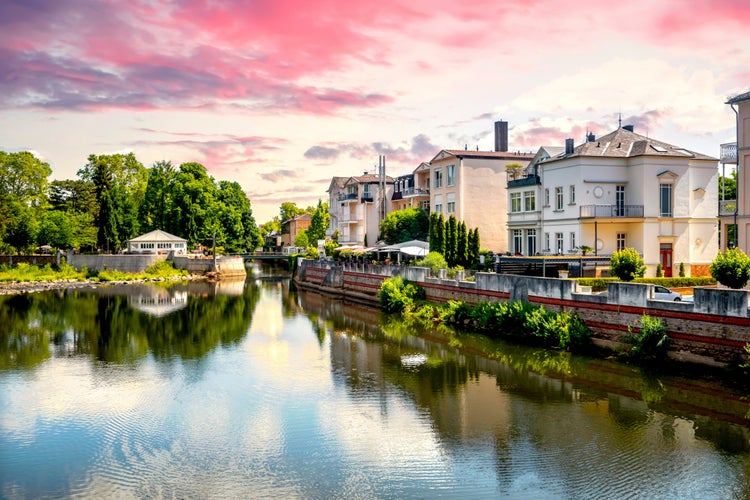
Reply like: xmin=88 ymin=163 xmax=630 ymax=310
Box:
xmin=68 ymin=254 xmax=165 ymax=273
xmin=295 ymin=259 xmax=750 ymax=368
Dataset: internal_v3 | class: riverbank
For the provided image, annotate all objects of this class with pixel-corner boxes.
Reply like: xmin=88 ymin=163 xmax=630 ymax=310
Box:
xmin=0 ymin=274 xmax=208 ymax=296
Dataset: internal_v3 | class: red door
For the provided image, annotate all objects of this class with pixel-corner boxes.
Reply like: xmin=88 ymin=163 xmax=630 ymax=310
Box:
xmin=660 ymin=244 xmax=673 ymax=277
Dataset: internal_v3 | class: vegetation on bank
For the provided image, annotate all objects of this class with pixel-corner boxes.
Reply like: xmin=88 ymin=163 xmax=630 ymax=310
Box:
xmin=575 ymin=276 xmax=717 ymax=292
xmin=377 ymin=276 xmax=592 ymax=352
xmin=0 ymin=261 xmax=187 ymax=284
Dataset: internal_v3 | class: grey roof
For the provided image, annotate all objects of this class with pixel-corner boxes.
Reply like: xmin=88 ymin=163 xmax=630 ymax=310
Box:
xmin=727 ymin=90 xmax=750 ymax=105
xmin=128 ymin=229 xmax=186 ymax=243
xmin=548 ymin=128 xmax=716 ymax=162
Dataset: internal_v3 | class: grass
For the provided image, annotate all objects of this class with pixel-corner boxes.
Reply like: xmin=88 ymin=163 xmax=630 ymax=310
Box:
xmin=0 ymin=260 xmax=187 ymax=284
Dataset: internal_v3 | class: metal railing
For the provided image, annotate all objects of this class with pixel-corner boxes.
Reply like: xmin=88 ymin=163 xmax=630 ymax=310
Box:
xmin=719 ymin=199 xmax=737 ymax=216
xmin=507 ymin=174 xmax=540 ymax=188
xmin=337 ymin=193 xmax=357 ymax=201
xmin=580 ymin=204 xmax=644 ymax=218
xmin=721 ymin=142 xmax=737 ymax=164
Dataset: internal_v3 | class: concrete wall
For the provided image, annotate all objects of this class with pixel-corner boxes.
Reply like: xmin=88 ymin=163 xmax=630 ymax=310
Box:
xmin=295 ymin=259 xmax=750 ymax=368
xmin=172 ymin=255 xmax=246 ymax=277
xmin=69 ymin=254 xmax=165 ymax=273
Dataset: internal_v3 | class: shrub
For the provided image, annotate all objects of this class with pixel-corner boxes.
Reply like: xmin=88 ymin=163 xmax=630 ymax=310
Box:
xmin=610 ymin=248 xmax=646 ymax=282
xmin=415 ymin=251 xmax=448 ymax=276
xmin=710 ymin=248 xmax=750 ymax=289
xmin=378 ymin=276 xmax=425 ymax=313
xmin=678 ymin=262 xmax=685 ymax=277
xmin=624 ymin=314 xmax=669 ymax=361
xmin=655 ymin=262 xmax=663 ymax=277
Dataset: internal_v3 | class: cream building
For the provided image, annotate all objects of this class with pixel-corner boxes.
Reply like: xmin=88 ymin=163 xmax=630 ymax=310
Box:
xmin=327 ymin=172 xmax=394 ymax=246
xmin=429 ymin=148 xmax=533 ymax=252
xmin=537 ymin=126 xmax=718 ymax=276
xmin=721 ymin=90 xmax=750 ymax=252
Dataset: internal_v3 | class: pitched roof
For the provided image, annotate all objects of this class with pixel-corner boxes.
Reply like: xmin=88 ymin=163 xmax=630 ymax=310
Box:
xmin=326 ymin=176 xmax=348 ymax=192
xmin=727 ymin=90 xmax=750 ymax=105
xmin=549 ymin=128 xmax=716 ymax=161
xmin=128 ymin=229 xmax=187 ymax=242
xmin=346 ymin=174 xmax=395 ymax=184
xmin=430 ymin=149 xmax=535 ymax=163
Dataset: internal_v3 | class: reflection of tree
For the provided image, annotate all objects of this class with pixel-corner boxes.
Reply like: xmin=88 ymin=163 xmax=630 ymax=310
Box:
xmin=0 ymin=281 xmax=261 ymax=370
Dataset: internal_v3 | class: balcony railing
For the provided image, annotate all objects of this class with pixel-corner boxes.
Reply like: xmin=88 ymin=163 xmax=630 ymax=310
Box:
xmin=720 ymin=199 xmax=737 ymax=216
xmin=401 ymin=187 xmax=429 ymax=197
xmin=508 ymin=175 xmax=541 ymax=188
xmin=580 ymin=204 xmax=644 ymax=218
xmin=721 ymin=142 xmax=737 ymax=164
xmin=337 ymin=193 xmax=358 ymax=202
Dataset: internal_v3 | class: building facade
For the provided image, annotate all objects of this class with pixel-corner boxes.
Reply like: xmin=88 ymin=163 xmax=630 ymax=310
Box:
xmin=722 ymin=91 xmax=750 ymax=252
xmin=391 ymin=162 xmax=430 ymax=212
xmin=327 ymin=173 xmax=394 ymax=246
xmin=533 ymin=126 xmax=718 ymax=276
xmin=281 ymin=213 xmax=311 ymax=247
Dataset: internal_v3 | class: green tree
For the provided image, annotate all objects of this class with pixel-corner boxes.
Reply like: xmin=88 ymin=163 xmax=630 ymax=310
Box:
xmin=710 ymin=248 xmax=750 ymax=289
xmin=379 ymin=207 xmax=429 ymax=244
xmin=37 ymin=211 xmax=75 ymax=249
xmin=307 ymin=199 xmax=330 ymax=243
xmin=4 ymin=202 xmax=38 ymax=254
xmin=79 ymin=153 xmax=147 ymax=251
xmin=49 ymin=179 xmax=97 ymax=215
xmin=469 ymin=228 xmax=480 ymax=266
xmin=168 ymin=162 xmax=220 ymax=248
xmin=0 ymin=151 xmax=52 ymax=207
xmin=446 ymin=215 xmax=458 ymax=267
xmin=457 ymin=221 xmax=468 ymax=267
xmin=295 ymin=230 xmax=310 ymax=248
xmin=140 ymin=160 xmax=176 ymax=232
xmin=610 ymin=248 xmax=646 ymax=282
xmin=280 ymin=202 xmax=303 ymax=223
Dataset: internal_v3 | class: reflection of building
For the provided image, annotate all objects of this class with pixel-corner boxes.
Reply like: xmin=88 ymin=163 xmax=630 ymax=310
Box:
xmin=127 ymin=229 xmax=187 ymax=254
xmin=129 ymin=289 xmax=188 ymax=317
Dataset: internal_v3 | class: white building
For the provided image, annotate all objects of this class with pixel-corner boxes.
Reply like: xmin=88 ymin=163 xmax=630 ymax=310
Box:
xmin=327 ymin=172 xmax=394 ymax=246
xmin=519 ymin=126 xmax=718 ymax=277
xmin=127 ymin=229 xmax=188 ymax=254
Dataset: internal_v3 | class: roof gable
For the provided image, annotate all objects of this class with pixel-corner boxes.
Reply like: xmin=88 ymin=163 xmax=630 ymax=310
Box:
xmin=129 ymin=229 xmax=187 ymax=243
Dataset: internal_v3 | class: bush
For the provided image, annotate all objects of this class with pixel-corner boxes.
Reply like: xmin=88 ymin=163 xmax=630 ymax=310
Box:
xmin=655 ymin=262 xmax=663 ymax=277
xmin=679 ymin=262 xmax=686 ymax=277
xmin=415 ymin=251 xmax=448 ymax=276
xmin=378 ymin=276 xmax=425 ymax=313
xmin=710 ymin=248 xmax=750 ymax=289
xmin=624 ymin=314 xmax=669 ymax=361
xmin=610 ymin=248 xmax=646 ymax=282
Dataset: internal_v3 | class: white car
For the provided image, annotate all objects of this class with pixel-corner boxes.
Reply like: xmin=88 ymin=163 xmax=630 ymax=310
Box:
xmin=653 ymin=285 xmax=682 ymax=301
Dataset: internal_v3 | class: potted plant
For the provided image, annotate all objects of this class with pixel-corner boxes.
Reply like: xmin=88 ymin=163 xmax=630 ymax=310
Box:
xmin=578 ymin=245 xmax=593 ymax=256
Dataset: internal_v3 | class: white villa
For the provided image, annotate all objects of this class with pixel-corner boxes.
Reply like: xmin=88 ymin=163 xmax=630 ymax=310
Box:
xmin=127 ymin=230 xmax=188 ymax=254
xmin=508 ymin=126 xmax=718 ymax=276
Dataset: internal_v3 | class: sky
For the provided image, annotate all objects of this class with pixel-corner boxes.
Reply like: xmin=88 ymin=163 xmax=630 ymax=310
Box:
xmin=1 ymin=0 xmax=749 ymax=224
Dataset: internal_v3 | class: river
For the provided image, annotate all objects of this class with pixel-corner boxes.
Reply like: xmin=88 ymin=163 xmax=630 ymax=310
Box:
xmin=1 ymin=265 xmax=750 ymax=499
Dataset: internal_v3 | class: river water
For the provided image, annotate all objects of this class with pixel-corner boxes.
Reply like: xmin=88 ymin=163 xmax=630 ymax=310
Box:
xmin=2 ymin=267 xmax=750 ymax=499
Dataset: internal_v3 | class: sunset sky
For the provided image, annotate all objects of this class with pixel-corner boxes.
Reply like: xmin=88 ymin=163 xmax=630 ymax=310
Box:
xmin=2 ymin=0 xmax=749 ymax=223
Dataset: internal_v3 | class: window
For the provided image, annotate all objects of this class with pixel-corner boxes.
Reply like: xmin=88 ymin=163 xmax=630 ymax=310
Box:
xmin=570 ymin=232 xmax=576 ymax=251
xmin=569 ymin=185 xmax=576 ymax=204
xmin=555 ymin=186 xmax=563 ymax=210
xmin=544 ymin=188 xmax=550 ymax=207
xmin=555 ymin=233 xmax=564 ymax=254
xmin=527 ymin=229 xmax=537 ymax=256
xmin=513 ymin=229 xmax=523 ymax=254
xmin=363 ymin=184 xmax=371 ymax=200
xmin=447 ymin=192 xmax=456 ymax=214
xmin=434 ymin=194 xmax=443 ymax=214
xmin=544 ymin=232 xmax=550 ymax=252
xmin=617 ymin=233 xmax=626 ymax=251
xmin=447 ymin=165 xmax=456 ymax=186
xmin=435 ymin=169 xmax=443 ymax=188
xmin=510 ymin=192 xmax=522 ymax=213
xmin=616 ymin=185 xmax=625 ymax=216
xmin=660 ymin=183 xmax=673 ymax=217
xmin=524 ymin=191 xmax=535 ymax=211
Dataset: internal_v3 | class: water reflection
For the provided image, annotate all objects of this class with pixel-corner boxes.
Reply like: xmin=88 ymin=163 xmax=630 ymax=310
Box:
xmin=3 ymin=274 xmax=750 ymax=498
xmin=0 ymin=279 xmax=260 ymax=371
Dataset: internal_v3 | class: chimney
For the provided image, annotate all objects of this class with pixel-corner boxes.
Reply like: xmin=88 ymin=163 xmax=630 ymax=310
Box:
xmin=565 ymin=138 xmax=574 ymax=155
xmin=494 ymin=120 xmax=508 ymax=152
xmin=587 ymin=132 xmax=595 ymax=142
xmin=623 ymin=124 xmax=634 ymax=132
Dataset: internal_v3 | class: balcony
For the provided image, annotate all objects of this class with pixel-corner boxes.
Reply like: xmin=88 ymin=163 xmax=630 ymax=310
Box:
xmin=507 ymin=174 xmax=540 ymax=188
xmin=720 ymin=199 xmax=737 ymax=216
xmin=360 ymin=196 xmax=373 ymax=203
xmin=337 ymin=193 xmax=358 ymax=202
xmin=721 ymin=142 xmax=737 ymax=164
xmin=580 ymin=204 xmax=644 ymax=218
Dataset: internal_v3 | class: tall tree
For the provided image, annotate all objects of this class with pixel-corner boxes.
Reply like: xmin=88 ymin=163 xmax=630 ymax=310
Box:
xmin=446 ymin=215 xmax=458 ymax=267
xmin=140 ymin=160 xmax=176 ymax=232
xmin=169 ymin=162 xmax=219 ymax=248
xmin=457 ymin=221 xmax=468 ymax=267
xmin=307 ymin=200 xmax=330 ymax=243
xmin=280 ymin=202 xmax=303 ymax=223
xmin=379 ymin=207 xmax=429 ymax=244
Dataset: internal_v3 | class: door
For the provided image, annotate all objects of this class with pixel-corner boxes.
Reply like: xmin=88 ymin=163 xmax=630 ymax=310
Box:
xmin=660 ymin=243 xmax=673 ymax=277
xmin=615 ymin=185 xmax=625 ymax=216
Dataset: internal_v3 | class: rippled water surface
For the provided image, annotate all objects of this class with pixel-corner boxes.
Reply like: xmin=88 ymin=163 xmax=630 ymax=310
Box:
xmin=2 ymin=270 xmax=750 ymax=499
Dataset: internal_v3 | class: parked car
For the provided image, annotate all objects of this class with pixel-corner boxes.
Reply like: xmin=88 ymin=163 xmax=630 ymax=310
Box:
xmin=653 ymin=285 xmax=682 ymax=301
